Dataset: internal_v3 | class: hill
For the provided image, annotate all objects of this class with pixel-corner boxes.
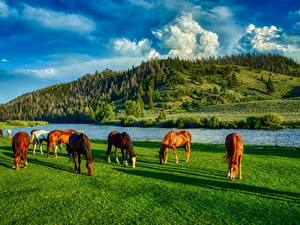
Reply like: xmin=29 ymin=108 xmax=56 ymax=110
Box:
xmin=0 ymin=54 xmax=300 ymax=128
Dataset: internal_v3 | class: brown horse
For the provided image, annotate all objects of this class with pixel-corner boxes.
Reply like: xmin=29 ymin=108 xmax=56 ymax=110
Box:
xmin=225 ymin=133 xmax=244 ymax=180
xmin=107 ymin=131 xmax=137 ymax=168
xmin=66 ymin=133 xmax=94 ymax=176
xmin=47 ymin=129 xmax=77 ymax=157
xmin=12 ymin=132 xmax=30 ymax=170
xmin=159 ymin=130 xmax=192 ymax=164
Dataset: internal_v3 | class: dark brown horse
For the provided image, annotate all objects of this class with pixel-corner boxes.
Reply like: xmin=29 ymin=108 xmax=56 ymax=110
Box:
xmin=66 ymin=133 xmax=94 ymax=176
xmin=47 ymin=129 xmax=77 ymax=157
xmin=159 ymin=130 xmax=192 ymax=164
xmin=107 ymin=131 xmax=137 ymax=168
xmin=225 ymin=133 xmax=244 ymax=180
xmin=12 ymin=132 xmax=30 ymax=169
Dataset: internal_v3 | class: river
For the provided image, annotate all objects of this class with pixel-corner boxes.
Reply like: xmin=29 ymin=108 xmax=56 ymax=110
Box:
xmin=8 ymin=123 xmax=300 ymax=147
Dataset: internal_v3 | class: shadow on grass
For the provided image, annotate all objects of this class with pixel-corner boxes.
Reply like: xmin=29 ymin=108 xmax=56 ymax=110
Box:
xmin=114 ymin=168 xmax=300 ymax=203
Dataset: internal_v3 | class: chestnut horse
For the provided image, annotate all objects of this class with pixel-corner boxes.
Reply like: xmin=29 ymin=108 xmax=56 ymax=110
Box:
xmin=66 ymin=133 xmax=94 ymax=176
xmin=225 ymin=133 xmax=244 ymax=180
xmin=47 ymin=129 xmax=77 ymax=157
xmin=107 ymin=131 xmax=137 ymax=168
xmin=12 ymin=132 xmax=30 ymax=169
xmin=159 ymin=130 xmax=192 ymax=164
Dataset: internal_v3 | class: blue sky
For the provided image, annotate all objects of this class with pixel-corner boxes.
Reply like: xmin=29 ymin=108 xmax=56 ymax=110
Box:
xmin=0 ymin=0 xmax=300 ymax=103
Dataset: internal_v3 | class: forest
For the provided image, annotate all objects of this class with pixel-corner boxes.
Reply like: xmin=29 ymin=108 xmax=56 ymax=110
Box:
xmin=0 ymin=53 xmax=299 ymax=128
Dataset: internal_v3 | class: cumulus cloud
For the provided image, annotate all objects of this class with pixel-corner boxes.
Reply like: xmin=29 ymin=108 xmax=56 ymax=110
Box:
xmin=112 ymin=38 xmax=159 ymax=59
xmin=237 ymin=24 xmax=300 ymax=62
xmin=152 ymin=13 xmax=219 ymax=59
xmin=288 ymin=9 xmax=300 ymax=19
xmin=238 ymin=24 xmax=289 ymax=53
xmin=0 ymin=0 xmax=8 ymax=16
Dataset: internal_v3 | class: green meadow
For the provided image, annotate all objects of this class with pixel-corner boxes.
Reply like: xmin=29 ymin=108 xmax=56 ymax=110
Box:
xmin=0 ymin=137 xmax=299 ymax=225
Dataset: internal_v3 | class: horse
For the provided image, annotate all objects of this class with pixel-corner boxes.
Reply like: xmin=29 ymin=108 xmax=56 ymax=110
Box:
xmin=6 ymin=129 xmax=12 ymax=138
xmin=30 ymin=130 xmax=49 ymax=155
xmin=225 ymin=133 xmax=244 ymax=180
xmin=47 ymin=129 xmax=77 ymax=157
xmin=66 ymin=133 xmax=94 ymax=176
xmin=159 ymin=130 xmax=192 ymax=164
xmin=12 ymin=132 xmax=30 ymax=169
xmin=107 ymin=131 xmax=137 ymax=168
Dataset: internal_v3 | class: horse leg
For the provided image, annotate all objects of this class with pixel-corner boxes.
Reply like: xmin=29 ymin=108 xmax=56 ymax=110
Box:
xmin=185 ymin=143 xmax=191 ymax=163
xmin=40 ymin=144 xmax=43 ymax=155
xmin=164 ymin=147 xmax=169 ymax=164
xmin=54 ymin=143 xmax=58 ymax=157
xmin=23 ymin=149 xmax=28 ymax=168
xmin=33 ymin=142 xmax=37 ymax=155
xmin=78 ymin=153 xmax=81 ymax=174
xmin=107 ymin=143 xmax=112 ymax=164
xmin=239 ymin=156 xmax=242 ymax=179
xmin=122 ymin=149 xmax=128 ymax=167
xmin=173 ymin=147 xmax=179 ymax=164
xmin=115 ymin=147 xmax=120 ymax=165
xmin=73 ymin=152 xmax=78 ymax=173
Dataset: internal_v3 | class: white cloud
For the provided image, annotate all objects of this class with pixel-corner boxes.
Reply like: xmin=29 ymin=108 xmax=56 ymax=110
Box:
xmin=238 ymin=24 xmax=300 ymax=62
xmin=22 ymin=67 xmax=57 ymax=78
xmin=22 ymin=4 xmax=95 ymax=33
xmin=113 ymin=38 xmax=160 ymax=59
xmin=128 ymin=0 xmax=154 ymax=9
xmin=288 ymin=9 xmax=300 ymax=19
xmin=152 ymin=13 xmax=219 ymax=59
xmin=0 ymin=0 xmax=9 ymax=16
xmin=1 ymin=58 xmax=9 ymax=63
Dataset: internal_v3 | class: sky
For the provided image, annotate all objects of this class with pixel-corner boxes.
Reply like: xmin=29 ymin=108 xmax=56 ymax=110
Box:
xmin=0 ymin=0 xmax=300 ymax=103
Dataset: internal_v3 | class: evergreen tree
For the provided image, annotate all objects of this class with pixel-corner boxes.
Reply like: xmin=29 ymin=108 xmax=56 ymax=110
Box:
xmin=266 ymin=77 xmax=275 ymax=94
xmin=148 ymin=79 xmax=155 ymax=110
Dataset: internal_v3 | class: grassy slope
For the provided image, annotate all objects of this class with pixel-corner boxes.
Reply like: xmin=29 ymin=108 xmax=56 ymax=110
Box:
xmin=0 ymin=122 xmax=22 ymax=129
xmin=0 ymin=137 xmax=299 ymax=225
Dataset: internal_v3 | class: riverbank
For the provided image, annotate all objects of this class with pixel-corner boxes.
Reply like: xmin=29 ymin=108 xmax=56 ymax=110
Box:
xmin=0 ymin=138 xmax=299 ymax=225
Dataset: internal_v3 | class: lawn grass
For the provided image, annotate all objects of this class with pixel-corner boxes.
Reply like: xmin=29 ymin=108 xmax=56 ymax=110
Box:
xmin=0 ymin=137 xmax=299 ymax=225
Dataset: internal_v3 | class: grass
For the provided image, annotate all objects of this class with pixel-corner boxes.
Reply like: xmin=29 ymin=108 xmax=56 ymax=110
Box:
xmin=0 ymin=137 xmax=299 ymax=225
xmin=0 ymin=120 xmax=48 ymax=129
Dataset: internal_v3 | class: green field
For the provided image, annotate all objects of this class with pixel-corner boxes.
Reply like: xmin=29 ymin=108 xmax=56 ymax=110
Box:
xmin=0 ymin=137 xmax=299 ymax=225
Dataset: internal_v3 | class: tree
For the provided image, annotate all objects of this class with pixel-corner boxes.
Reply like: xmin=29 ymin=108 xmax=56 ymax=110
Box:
xmin=148 ymin=79 xmax=155 ymax=110
xmin=124 ymin=100 xmax=144 ymax=118
xmin=95 ymin=102 xmax=116 ymax=123
xmin=136 ymin=87 xmax=144 ymax=109
xmin=266 ymin=77 xmax=275 ymax=94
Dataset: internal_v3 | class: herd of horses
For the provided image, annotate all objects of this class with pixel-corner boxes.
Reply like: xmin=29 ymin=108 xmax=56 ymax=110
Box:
xmin=0 ymin=128 xmax=244 ymax=180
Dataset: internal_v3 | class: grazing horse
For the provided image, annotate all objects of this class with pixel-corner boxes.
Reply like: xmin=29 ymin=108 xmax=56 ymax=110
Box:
xmin=6 ymin=129 xmax=12 ymax=138
xmin=66 ymin=133 xmax=94 ymax=176
xmin=159 ymin=130 xmax=192 ymax=164
xmin=12 ymin=132 xmax=30 ymax=169
xmin=107 ymin=131 xmax=137 ymax=168
xmin=225 ymin=133 xmax=244 ymax=180
xmin=30 ymin=130 xmax=49 ymax=155
xmin=47 ymin=129 xmax=77 ymax=157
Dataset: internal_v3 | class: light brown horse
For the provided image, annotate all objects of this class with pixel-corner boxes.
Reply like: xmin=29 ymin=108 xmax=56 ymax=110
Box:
xmin=225 ymin=133 xmax=244 ymax=180
xmin=66 ymin=133 xmax=94 ymax=176
xmin=12 ymin=132 xmax=30 ymax=170
xmin=107 ymin=131 xmax=137 ymax=168
xmin=159 ymin=130 xmax=192 ymax=164
xmin=47 ymin=129 xmax=77 ymax=157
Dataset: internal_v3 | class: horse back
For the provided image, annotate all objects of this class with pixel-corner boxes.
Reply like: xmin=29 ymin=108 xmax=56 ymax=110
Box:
xmin=12 ymin=132 xmax=30 ymax=153
xmin=225 ymin=133 xmax=243 ymax=163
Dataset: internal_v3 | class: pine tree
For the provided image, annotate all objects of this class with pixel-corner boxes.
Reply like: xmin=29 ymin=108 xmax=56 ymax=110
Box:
xmin=148 ymin=79 xmax=154 ymax=110
xmin=266 ymin=77 xmax=275 ymax=94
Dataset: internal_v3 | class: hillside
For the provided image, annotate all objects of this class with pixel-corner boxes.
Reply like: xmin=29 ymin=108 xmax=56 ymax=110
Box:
xmin=0 ymin=54 xmax=300 ymax=127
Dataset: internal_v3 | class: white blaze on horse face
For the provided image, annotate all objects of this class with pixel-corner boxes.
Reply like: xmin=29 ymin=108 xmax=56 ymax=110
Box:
xmin=132 ymin=157 xmax=136 ymax=168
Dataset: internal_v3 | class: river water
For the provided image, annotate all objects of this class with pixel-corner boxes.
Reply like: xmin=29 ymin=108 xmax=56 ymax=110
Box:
xmin=9 ymin=123 xmax=300 ymax=147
